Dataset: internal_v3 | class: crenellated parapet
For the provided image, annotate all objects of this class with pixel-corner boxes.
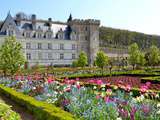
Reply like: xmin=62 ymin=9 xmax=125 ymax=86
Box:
xmin=70 ymin=19 xmax=100 ymax=25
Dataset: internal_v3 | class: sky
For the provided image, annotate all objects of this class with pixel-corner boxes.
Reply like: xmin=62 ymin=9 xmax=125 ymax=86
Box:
xmin=0 ymin=0 xmax=160 ymax=35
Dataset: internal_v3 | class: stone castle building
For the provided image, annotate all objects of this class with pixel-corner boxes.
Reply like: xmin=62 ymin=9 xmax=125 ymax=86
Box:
xmin=0 ymin=12 xmax=100 ymax=66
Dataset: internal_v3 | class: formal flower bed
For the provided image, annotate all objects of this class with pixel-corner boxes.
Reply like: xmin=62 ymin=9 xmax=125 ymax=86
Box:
xmin=81 ymin=76 xmax=160 ymax=91
xmin=0 ymin=75 xmax=160 ymax=120
xmin=0 ymin=97 xmax=21 ymax=120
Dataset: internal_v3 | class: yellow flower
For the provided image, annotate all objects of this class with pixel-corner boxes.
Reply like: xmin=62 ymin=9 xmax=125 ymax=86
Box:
xmin=101 ymin=92 xmax=106 ymax=97
xmin=113 ymin=86 xmax=118 ymax=90
xmin=101 ymin=84 xmax=106 ymax=88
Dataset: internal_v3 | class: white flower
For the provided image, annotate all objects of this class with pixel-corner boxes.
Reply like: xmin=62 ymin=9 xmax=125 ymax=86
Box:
xmin=116 ymin=117 xmax=122 ymax=120
xmin=157 ymin=110 xmax=160 ymax=115
xmin=93 ymin=86 xmax=97 ymax=89
xmin=33 ymin=87 xmax=36 ymax=90
xmin=157 ymin=103 xmax=160 ymax=108
xmin=101 ymin=84 xmax=105 ymax=88
xmin=155 ymin=94 xmax=159 ymax=98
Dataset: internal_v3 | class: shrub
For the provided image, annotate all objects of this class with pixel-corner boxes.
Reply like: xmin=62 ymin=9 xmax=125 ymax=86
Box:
xmin=0 ymin=85 xmax=75 ymax=120
xmin=0 ymin=98 xmax=21 ymax=120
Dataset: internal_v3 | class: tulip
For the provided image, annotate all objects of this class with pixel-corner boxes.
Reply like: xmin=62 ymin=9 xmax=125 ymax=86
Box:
xmin=96 ymin=79 xmax=103 ymax=85
xmin=130 ymin=106 xmax=137 ymax=120
xmin=96 ymin=95 xmax=101 ymax=99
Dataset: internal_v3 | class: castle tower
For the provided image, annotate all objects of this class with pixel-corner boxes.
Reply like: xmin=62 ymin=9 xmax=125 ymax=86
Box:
xmin=69 ymin=19 xmax=100 ymax=65
xmin=31 ymin=14 xmax=36 ymax=30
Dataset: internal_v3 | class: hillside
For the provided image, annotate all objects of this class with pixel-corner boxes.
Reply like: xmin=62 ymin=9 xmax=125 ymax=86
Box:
xmin=99 ymin=26 xmax=160 ymax=50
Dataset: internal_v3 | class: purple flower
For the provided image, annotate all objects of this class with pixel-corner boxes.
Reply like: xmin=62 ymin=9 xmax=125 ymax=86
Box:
xmin=141 ymin=105 xmax=151 ymax=116
xmin=118 ymin=108 xmax=129 ymax=119
xmin=130 ymin=106 xmax=137 ymax=120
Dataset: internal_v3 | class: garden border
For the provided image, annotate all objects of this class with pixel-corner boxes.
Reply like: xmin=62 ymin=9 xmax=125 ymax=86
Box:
xmin=0 ymin=85 xmax=75 ymax=120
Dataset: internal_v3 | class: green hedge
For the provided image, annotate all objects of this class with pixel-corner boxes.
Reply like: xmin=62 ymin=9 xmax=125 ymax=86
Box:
xmin=0 ymin=85 xmax=75 ymax=120
xmin=141 ymin=77 xmax=160 ymax=84
xmin=60 ymin=70 xmax=160 ymax=79
xmin=0 ymin=97 xmax=21 ymax=120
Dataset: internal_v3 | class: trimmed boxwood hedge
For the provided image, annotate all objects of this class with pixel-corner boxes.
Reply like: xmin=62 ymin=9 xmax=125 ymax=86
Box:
xmin=60 ymin=70 xmax=160 ymax=79
xmin=0 ymin=85 xmax=75 ymax=120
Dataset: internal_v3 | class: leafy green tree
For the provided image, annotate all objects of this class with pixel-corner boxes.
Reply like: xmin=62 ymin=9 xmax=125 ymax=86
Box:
xmin=72 ymin=60 xmax=78 ymax=67
xmin=137 ymin=52 xmax=146 ymax=67
xmin=77 ymin=51 xmax=88 ymax=67
xmin=0 ymin=36 xmax=25 ymax=75
xmin=95 ymin=51 xmax=109 ymax=73
xmin=147 ymin=45 xmax=160 ymax=67
xmin=128 ymin=43 xmax=140 ymax=69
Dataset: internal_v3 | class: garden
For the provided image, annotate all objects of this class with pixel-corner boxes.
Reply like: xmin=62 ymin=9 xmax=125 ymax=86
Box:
xmin=0 ymin=37 xmax=160 ymax=120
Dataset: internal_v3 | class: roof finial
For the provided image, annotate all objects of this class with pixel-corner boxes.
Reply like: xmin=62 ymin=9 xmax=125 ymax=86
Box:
xmin=67 ymin=13 xmax=72 ymax=22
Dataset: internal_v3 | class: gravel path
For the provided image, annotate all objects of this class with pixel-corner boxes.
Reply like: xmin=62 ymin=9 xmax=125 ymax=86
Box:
xmin=0 ymin=95 xmax=36 ymax=120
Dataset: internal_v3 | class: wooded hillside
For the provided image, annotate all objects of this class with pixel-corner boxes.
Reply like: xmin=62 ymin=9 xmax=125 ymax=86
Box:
xmin=99 ymin=26 xmax=160 ymax=50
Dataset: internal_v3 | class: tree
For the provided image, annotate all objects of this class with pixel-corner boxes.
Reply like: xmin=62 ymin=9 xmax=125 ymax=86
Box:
xmin=128 ymin=43 xmax=140 ymax=69
xmin=77 ymin=51 xmax=88 ymax=67
xmin=137 ymin=52 xmax=146 ymax=67
xmin=95 ymin=51 xmax=109 ymax=73
xmin=147 ymin=45 xmax=160 ymax=67
xmin=0 ymin=36 xmax=25 ymax=75
xmin=72 ymin=60 xmax=78 ymax=67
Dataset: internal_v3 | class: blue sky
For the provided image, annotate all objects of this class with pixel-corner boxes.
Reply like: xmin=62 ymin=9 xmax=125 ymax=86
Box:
xmin=0 ymin=0 xmax=160 ymax=35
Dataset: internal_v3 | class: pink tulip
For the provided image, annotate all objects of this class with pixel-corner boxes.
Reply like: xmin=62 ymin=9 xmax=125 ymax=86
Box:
xmin=76 ymin=78 xmax=79 ymax=81
xmin=76 ymin=84 xmax=81 ymax=89
xmin=125 ymin=84 xmax=131 ymax=92
xmin=96 ymin=79 xmax=103 ymax=85
xmin=15 ymin=75 xmax=19 ymax=80
xmin=140 ymin=85 xmax=148 ymax=93
xmin=88 ymin=79 xmax=95 ymax=83
xmin=27 ymin=75 xmax=31 ymax=81
xmin=47 ymin=76 xmax=53 ymax=84
xmin=96 ymin=95 xmax=101 ymax=99
xmin=64 ymin=87 xmax=71 ymax=92
xmin=146 ymin=82 xmax=151 ymax=87
xmin=104 ymin=96 xmax=109 ymax=102
xmin=21 ymin=75 xmax=24 ymax=80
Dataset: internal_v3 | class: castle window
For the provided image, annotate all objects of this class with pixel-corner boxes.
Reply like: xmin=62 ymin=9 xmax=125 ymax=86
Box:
xmin=8 ymin=30 xmax=14 ymax=36
xmin=48 ymin=53 xmax=52 ymax=60
xmin=26 ymin=43 xmax=31 ymax=49
xmin=85 ymin=36 xmax=88 ymax=40
xmin=48 ymin=43 xmax=52 ymax=49
xmin=26 ymin=53 xmax=31 ymax=60
xmin=60 ymin=53 xmax=64 ymax=60
xmin=60 ymin=44 xmax=64 ymax=50
xmin=38 ymin=53 xmax=42 ymax=59
xmin=38 ymin=43 xmax=42 ymax=49
xmin=37 ymin=33 xmax=42 ymax=38
xmin=47 ymin=34 xmax=52 ymax=39
xmin=85 ymin=27 xmax=88 ymax=31
xmin=26 ymin=32 xmax=30 ymax=38
xmin=72 ymin=44 xmax=76 ymax=50
xmin=72 ymin=54 xmax=76 ymax=59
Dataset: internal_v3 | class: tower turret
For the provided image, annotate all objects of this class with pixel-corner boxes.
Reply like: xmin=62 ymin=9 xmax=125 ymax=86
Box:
xmin=70 ymin=19 xmax=100 ymax=65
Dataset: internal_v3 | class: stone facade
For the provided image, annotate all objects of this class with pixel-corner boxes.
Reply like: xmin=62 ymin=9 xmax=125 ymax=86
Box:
xmin=0 ymin=12 xmax=100 ymax=66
